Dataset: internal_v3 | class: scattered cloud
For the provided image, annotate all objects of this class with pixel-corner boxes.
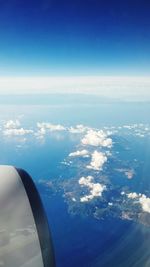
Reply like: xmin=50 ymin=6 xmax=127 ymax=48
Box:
xmin=87 ymin=150 xmax=107 ymax=171
xmin=3 ymin=128 xmax=33 ymax=136
xmin=116 ymin=168 xmax=135 ymax=179
xmin=81 ymin=129 xmax=112 ymax=148
xmin=124 ymin=170 xmax=135 ymax=179
xmin=127 ymin=192 xmax=139 ymax=199
xmin=2 ymin=119 xmax=33 ymax=136
xmin=35 ymin=122 xmax=66 ymax=139
xmin=37 ymin=122 xmax=66 ymax=132
xmin=36 ymin=127 xmax=46 ymax=136
xmin=123 ymin=125 xmax=133 ymax=130
xmin=139 ymin=195 xmax=150 ymax=213
xmin=69 ymin=149 xmax=89 ymax=157
xmin=68 ymin=125 xmax=88 ymax=134
xmin=118 ymin=123 xmax=150 ymax=139
xmin=135 ymin=133 xmax=145 ymax=138
xmin=4 ymin=119 xmax=21 ymax=129
xmin=127 ymin=192 xmax=150 ymax=213
xmin=78 ymin=176 xmax=106 ymax=202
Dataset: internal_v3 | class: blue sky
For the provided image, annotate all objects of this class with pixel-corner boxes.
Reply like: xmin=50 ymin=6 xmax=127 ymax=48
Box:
xmin=0 ymin=0 xmax=150 ymax=77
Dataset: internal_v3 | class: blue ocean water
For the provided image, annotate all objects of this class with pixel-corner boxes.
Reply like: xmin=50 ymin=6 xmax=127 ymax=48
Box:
xmin=0 ymin=100 xmax=150 ymax=267
xmin=42 ymin=192 xmax=150 ymax=267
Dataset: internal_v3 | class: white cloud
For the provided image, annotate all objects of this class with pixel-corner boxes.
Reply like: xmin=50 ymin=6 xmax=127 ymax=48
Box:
xmin=124 ymin=170 xmax=135 ymax=179
xmin=2 ymin=119 xmax=33 ymax=136
xmin=127 ymin=192 xmax=139 ymax=199
xmin=81 ymin=129 xmax=112 ymax=148
xmin=139 ymin=195 xmax=150 ymax=213
xmin=69 ymin=149 xmax=89 ymax=157
xmin=127 ymin=192 xmax=150 ymax=213
xmin=3 ymin=128 xmax=33 ymax=136
xmin=79 ymin=176 xmax=93 ymax=186
xmin=37 ymin=127 xmax=46 ymax=135
xmin=90 ymin=183 xmax=106 ymax=197
xmin=80 ymin=195 xmax=93 ymax=202
xmin=36 ymin=123 xmax=88 ymax=137
xmin=68 ymin=125 xmax=88 ymax=134
xmin=123 ymin=125 xmax=133 ymax=130
xmin=116 ymin=168 xmax=135 ymax=179
xmin=4 ymin=120 xmax=20 ymax=129
xmin=37 ymin=122 xmax=66 ymax=132
xmin=87 ymin=151 xmax=107 ymax=171
xmin=78 ymin=176 xmax=106 ymax=202
xmin=135 ymin=133 xmax=145 ymax=138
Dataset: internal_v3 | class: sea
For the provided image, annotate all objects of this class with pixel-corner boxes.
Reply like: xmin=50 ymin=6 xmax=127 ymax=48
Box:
xmin=0 ymin=95 xmax=150 ymax=267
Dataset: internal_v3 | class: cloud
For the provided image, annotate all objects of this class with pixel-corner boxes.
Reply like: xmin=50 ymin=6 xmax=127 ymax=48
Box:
xmin=87 ymin=150 xmax=107 ymax=171
xmin=36 ymin=123 xmax=88 ymax=137
xmin=81 ymin=129 xmax=112 ymax=148
xmin=36 ymin=122 xmax=66 ymax=138
xmin=68 ymin=125 xmax=88 ymax=134
xmin=127 ymin=192 xmax=139 ymax=199
xmin=2 ymin=119 xmax=33 ymax=136
xmin=116 ymin=168 xmax=135 ymax=179
xmin=124 ymin=170 xmax=135 ymax=179
xmin=4 ymin=120 xmax=21 ymax=129
xmin=135 ymin=133 xmax=145 ymax=138
xmin=3 ymin=128 xmax=33 ymax=136
xmin=78 ymin=176 xmax=106 ymax=202
xmin=80 ymin=195 xmax=94 ymax=202
xmin=79 ymin=175 xmax=93 ymax=186
xmin=37 ymin=122 xmax=66 ymax=132
xmin=139 ymin=195 xmax=150 ymax=213
xmin=127 ymin=192 xmax=150 ymax=213
xmin=123 ymin=125 xmax=133 ymax=130
xmin=120 ymin=124 xmax=150 ymax=138
xmin=69 ymin=149 xmax=89 ymax=157
xmin=36 ymin=127 xmax=46 ymax=136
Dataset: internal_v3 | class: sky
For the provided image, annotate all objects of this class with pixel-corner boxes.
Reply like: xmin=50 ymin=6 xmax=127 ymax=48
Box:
xmin=0 ymin=0 xmax=150 ymax=96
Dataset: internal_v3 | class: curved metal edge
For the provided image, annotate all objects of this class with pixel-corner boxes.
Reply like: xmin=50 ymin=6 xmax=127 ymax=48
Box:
xmin=16 ymin=168 xmax=56 ymax=267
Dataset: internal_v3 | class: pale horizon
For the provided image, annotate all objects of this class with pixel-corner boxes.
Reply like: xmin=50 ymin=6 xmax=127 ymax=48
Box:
xmin=0 ymin=76 xmax=150 ymax=101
